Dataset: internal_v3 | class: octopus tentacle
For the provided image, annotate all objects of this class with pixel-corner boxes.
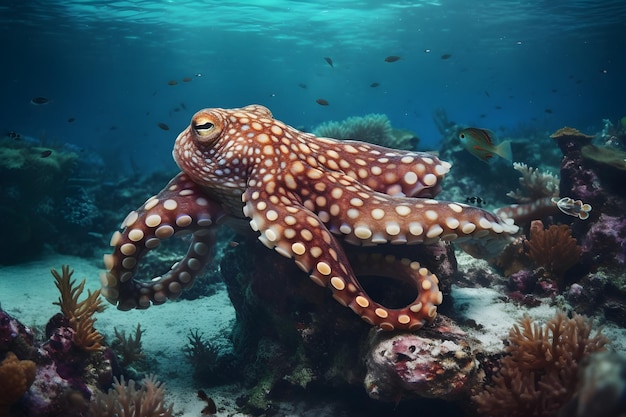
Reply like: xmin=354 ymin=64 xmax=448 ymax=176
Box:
xmin=242 ymin=182 xmax=443 ymax=331
xmin=102 ymin=173 xmax=227 ymax=310
xmin=271 ymin=164 xmax=518 ymax=254
xmin=349 ymin=253 xmax=443 ymax=331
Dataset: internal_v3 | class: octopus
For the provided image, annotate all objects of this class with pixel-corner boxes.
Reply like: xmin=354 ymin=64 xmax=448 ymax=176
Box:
xmin=102 ymin=105 xmax=520 ymax=331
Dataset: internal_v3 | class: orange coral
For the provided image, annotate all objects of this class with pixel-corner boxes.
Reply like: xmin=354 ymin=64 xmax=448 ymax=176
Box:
xmin=472 ymin=311 xmax=608 ymax=417
xmin=0 ymin=352 xmax=36 ymax=416
xmin=524 ymin=220 xmax=582 ymax=281
xmin=52 ymin=265 xmax=105 ymax=351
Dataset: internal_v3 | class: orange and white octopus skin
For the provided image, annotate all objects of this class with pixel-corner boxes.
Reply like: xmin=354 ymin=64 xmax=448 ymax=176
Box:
xmin=102 ymin=105 xmax=520 ymax=331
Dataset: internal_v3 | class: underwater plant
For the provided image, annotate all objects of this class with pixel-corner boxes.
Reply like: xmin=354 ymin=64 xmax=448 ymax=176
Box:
xmin=112 ymin=323 xmax=145 ymax=367
xmin=472 ymin=311 xmax=608 ymax=417
xmin=52 ymin=265 xmax=105 ymax=351
xmin=182 ymin=329 xmax=220 ymax=382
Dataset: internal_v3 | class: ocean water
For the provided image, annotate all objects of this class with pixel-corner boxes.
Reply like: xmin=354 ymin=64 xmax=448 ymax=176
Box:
xmin=2 ymin=1 xmax=626 ymax=416
xmin=2 ymin=0 xmax=625 ymax=173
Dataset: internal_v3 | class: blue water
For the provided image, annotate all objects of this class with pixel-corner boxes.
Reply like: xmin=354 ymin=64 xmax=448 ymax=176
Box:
xmin=2 ymin=0 xmax=625 ymax=173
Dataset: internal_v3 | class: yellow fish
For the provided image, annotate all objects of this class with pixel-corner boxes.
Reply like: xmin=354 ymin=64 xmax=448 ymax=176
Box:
xmin=459 ymin=128 xmax=513 ymax=163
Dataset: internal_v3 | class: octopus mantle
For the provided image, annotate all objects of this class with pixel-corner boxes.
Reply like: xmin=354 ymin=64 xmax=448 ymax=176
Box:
xmin=102 ymin=105 xmax=518 ymax=331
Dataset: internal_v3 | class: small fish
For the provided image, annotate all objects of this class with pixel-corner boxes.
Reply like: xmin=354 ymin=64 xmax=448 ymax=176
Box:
xmin=370 ymin=82 xmax=380 ymax=88
xmin=167 ymin=80 xmax=178 ymax=86
xmin=384 ymin=55 xmax=401 ymax=63
xmin=316 ymin=98 xmax=329 ymax=106
xmin=465 ymin=196 xmax=488 ymax=207
xmin=495 ymin=105 xmax=502 ymax=110
xmin=180 ymin=102 xmax=187 ymax=110
xmin=298 ymin=83 xmax=308 ymax=89
xmin=551 ymin=197 xmax=592 ymax=220
xmin=551 ymin=89 xmax=558 ymax=93
xmin=441 ymin=53 xmax=452 ymax=60
xmin=544 ymin=108 xmax=553 ymax=114
xmin=324 ymin=57 xmax=334 ymax=68
xmin=484 ymin=91 xmax=490 ymax=97
xmin=67 ymin=117 xmax=75 ymax=123
xmin=194 ymin=73 xmax=203 ymax=77
xmin=30 ymin=96 xmax=50 ymax=105
xmin=157 ymin=122 xmax=170 ymax=131
xmin=40 ymin=150 xmax=52 ymax=158
xmin=458 ymin=127 xmax=512 ymax=163
xmin=182 ymin=77 xmax=192 ymax=82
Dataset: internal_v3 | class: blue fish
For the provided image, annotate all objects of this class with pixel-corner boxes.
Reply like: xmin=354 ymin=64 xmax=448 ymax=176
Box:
xmin=459 ymin=128 xmax=513 ymax=163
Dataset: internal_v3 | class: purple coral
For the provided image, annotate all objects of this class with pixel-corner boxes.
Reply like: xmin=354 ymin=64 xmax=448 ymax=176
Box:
xmin=581 ymin=214 xmax=626 ymax=268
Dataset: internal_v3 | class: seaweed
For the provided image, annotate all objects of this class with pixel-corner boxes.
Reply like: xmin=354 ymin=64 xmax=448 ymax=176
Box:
xmin=112 ymin=323 xmax=145 ymax=367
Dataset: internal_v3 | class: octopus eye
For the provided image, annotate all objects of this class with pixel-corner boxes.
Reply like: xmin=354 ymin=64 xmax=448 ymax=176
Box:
xmin=190 ymin=112 xmax=222 ymax=144
xmin=194 ymin=122 xmax=215 ymax=136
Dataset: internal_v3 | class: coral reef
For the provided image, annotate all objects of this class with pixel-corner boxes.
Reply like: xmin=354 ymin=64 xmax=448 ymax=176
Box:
xmin=506 ymin=162 xmax=559 ymax=203
xmin=0 ymin=352 xmax=36 ymax=416
xmin=0 ymin=266 xmax=128 ymax=416
xmin=52 ymin=265 xmax=105 ymax=351
xmin=472 ymin=311 xmax=608 ymax=417
xmin=524 ymin=220 xmax=582 ymax=285
xmin=89 ymin=375 xmax=173 ymax=417
xmin=313 ymin=113 xmax=419 ymax=150
xmin=0 ymin=305 xmax=119 ymax=417
xmin=543 ymin=125 xmax=626 ymax=324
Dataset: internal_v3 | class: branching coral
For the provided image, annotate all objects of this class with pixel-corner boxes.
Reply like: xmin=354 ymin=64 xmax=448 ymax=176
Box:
xmin=0 ymin=352 xmax=36 ymax=416
xmin=524 ymin=220 xmax=582 ymax=282
xmin=507 ymin=162 xmax=559 ymax=203
xmin=89 ymin=374 xmax=173 ymax=417
xmin=472 ymin=311 xmax=608 ymax=417
xmin=52 ymin=265 xmax=105 ymax=351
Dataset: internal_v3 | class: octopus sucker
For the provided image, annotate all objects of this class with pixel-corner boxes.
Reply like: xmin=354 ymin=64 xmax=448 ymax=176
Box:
xmin=120 ymin=243 xmax=137 ymax=256
xmin=104 ymin=104 xmax=526 ymax=330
